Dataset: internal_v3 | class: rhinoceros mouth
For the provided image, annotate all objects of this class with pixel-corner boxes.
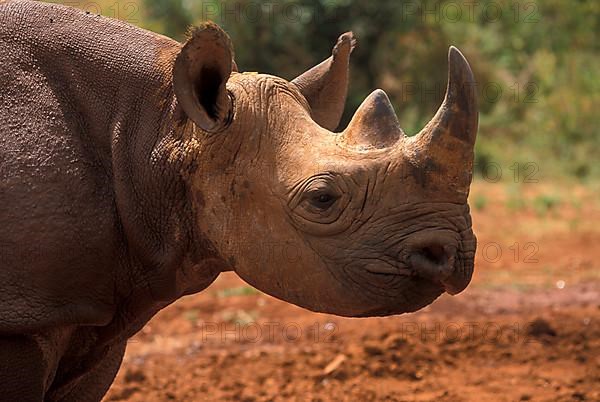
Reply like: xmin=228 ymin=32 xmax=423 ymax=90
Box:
xmin=360 ymin=250 xmax=472 ymax=297
xmin=352 ymin=276 xmax=446 ymax=317
xmin=364 ymin=263 xmax=412 ymax=276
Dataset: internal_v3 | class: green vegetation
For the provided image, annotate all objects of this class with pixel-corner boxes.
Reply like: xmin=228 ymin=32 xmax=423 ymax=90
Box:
xmin=183 ymin=308 xmax=200 ymax=324
xmin=220 ymin=309 xmax=259 ymax=325
xmin=473 ymin=193 xmax=488 ymax=211
xmin=505 ymin=183 xmax=526 ymax=211
xmin=52 ymin=0 xmax=600 ymax=181
xmin=216 ymin=286 xmax=260 ymax=298
xmin=532 ymin=193 xmax=561 ymax=216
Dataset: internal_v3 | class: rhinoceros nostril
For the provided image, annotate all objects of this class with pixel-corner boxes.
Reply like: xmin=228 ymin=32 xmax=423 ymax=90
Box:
xmin=409 ymin=243 xmax=457 ymax=282
xmin=419 ymin=244 xmax=448 ymax=266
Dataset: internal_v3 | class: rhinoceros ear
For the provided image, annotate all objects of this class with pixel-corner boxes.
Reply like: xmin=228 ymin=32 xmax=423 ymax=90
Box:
xmin=173 ymin=22 xmax=234 ymax=132
xmin=292 ymin=32 xmax=356 ymax=132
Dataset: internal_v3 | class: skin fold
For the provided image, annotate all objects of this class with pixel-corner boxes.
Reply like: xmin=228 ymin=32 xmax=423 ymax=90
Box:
xmin=0 ymin=0 xmax=478 ymax=399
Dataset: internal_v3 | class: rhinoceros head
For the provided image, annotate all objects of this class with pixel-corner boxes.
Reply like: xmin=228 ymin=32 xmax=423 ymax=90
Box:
xmin=173 ymin=23 xmax=478 ymax=316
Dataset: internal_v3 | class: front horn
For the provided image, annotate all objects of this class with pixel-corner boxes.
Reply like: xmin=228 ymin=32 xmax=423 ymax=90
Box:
xmin=407 ymin=46 xmax=478 ymax=196
xmin=415 ymin=46 xmax=478 ymax=148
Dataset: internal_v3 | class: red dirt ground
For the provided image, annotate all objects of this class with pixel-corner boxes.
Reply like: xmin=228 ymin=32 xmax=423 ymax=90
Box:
xmin=104 ymin=183 xmax=600 ymax=401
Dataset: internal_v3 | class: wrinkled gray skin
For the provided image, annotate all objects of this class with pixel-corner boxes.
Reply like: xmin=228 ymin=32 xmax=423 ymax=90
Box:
xmin=0 ymin=0 xmax=478 ymax=400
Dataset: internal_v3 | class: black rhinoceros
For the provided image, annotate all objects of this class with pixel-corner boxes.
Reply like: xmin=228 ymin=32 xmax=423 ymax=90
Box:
xmin=0 ymin=0 xmax=478 ymax=399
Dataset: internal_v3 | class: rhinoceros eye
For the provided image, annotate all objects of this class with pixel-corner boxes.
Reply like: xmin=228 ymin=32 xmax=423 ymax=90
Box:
xmin=288 ymin=175 xmax=353 ymax=230
xmin=300 ymin=178 xmax=342 ymax=215
xmin=308 ymin=191 xmax=338 ymax=210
